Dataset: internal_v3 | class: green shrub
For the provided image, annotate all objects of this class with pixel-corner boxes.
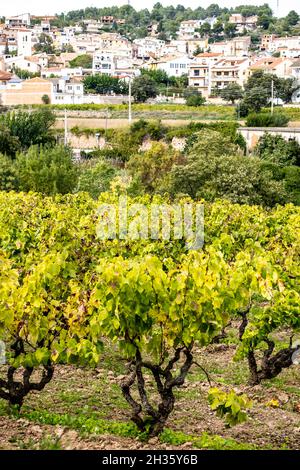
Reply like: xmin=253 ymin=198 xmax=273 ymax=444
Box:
xmin=246 ymin=112 xmax=289 ymax=127
xmin=0 ymin=154 xmax=18 ymax=191
xmin=16 ymin=145 xmax=78 ymax=195
xmin=76 ymin=160 xmax=117 ymax=199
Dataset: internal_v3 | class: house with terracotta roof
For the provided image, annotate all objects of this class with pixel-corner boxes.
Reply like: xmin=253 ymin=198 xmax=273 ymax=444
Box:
xmin=188 ymin=53 xmax=221 ymax=98
xmin=0 ymin=71 xmax=12 ymax=85
xmin=249 ymin=57 xmax=293 ymax=78
xmin=210 ymin=57 xmax=250 ymax=92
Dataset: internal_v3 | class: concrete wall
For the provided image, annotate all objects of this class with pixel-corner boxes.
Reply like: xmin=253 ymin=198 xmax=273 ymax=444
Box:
xmin=238 ymin=127 xmax=300 ymax=150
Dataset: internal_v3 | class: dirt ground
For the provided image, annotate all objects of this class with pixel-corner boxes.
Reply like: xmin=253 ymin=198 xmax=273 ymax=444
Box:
xmin=0 ymin=343 xmax=300 ymax=450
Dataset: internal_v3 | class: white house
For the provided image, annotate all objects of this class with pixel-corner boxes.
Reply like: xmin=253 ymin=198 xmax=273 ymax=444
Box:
xmin=92 ymin=51 xmax=116 ymax=75
xmin=5 ymin=13 xmax=30 ymax=28
xmin=51 ymin=77 xmax=84 ymax=104
xmin=4 ymin=55 xmax=41 ymax=74
xmin=154 ymin=55 xmax=192 ymax=77
xmin=291 ymin=59 xmax=300 ymax=103
xmin=17 ymin=29 xmax=32 ymax=57
xmin=133 ymin=37 xmax=165 ymax=59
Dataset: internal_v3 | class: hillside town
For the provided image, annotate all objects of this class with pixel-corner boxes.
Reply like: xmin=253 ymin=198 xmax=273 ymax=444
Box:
xmin=0 ymin=4 xmax=300 ymax=455
xmin=1 ymin=9 xmax=300 ymax=105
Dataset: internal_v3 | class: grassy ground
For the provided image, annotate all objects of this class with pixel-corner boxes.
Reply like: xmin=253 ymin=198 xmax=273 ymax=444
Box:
xmin=1 ymin=333 xmax=300 ymax=450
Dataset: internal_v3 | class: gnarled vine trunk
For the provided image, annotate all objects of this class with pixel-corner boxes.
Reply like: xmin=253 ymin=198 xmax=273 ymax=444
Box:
xmin=0 ymin=364 xmax=54 ymax=409
xmin=121 ymin=347 xmax=193 ymax=437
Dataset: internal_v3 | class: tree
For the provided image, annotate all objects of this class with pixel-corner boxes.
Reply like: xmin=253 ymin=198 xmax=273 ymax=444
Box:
xmin=198 ymin=22 xmax=211 ymax=38
xmin=224 ymin=22 xmax=237 ymax=38
xmin=69 ymin=54 xmax=93 ymax=69
xmin=0 ymin=123 xmax=21 ymax=157
xmin=184 ymin=88 xmax=206 ymax=107
xmin=16 ymin=145 xmax=78 ymax=195
xmin=126 ymin=142 xmax=180 ymax=194
xmin=241 ymin=71 xmax=299 ymax=112
xmin=257 ymin=14 xmax=272 ymax=30
xmin=219 ymin=83 xmax=244 ymax=104
xmin=168 ymin=153 xmax=287 ymax=206
xmin=76 ymin=160 xmax=117 ymax=199
xmin=166 ymin=130 xmax=287 ymax=206
xmin=0 ymin=108 xmax=56 ymax=153
xmin=286 ymin=10 xmax=299 ymax=27
xmin=140 ymin=68 xmax=170 ymax=86
xmin=254 ymin=133 xmax=300 ymax=167
xmin=276 ymin=77 xmax=300 ymax=103
xmin=61 ymin=44 xmax=75 ymax=53
xmin=83 ymin=75 xmax=128 ymax=94
xmin=131 ymin=75 xmax=158 ymax=103
xmin=35 ymin=33 xmax=55 ymax=54
xmin=12 ymin=67 xmax=40 ymax=79
xmin=240 ymin=86 xmax=270 ymax=114
xmin=212 ymin=20 xmax=224 ymax=39
xmin=0 ymin=154 xmax=18 ymax=191
xmin=42 ymin=94 xmax=50 ymax=104
xmin=193 ymin=45 xmax=204 ymax=56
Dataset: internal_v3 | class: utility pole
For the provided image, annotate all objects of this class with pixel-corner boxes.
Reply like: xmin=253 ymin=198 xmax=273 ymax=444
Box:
xmin=271 ymin=79 xmax=274 ymax=115
xmin=128 ymin=76 xmax=132 ymax=123
xmin=64 ymin=108 xmax=68 ymax=145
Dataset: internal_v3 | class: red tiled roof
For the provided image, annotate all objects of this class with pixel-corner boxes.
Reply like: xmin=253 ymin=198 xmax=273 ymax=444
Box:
xmin=0 ymin=71 xmax=12 ymax=81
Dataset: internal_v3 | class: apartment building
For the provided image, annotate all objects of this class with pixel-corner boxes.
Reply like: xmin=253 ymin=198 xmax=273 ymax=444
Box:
xmin=210 ymin=57 xmax=250 ymax=92
xmin=188 ymin=52 xmax=221 ymax=97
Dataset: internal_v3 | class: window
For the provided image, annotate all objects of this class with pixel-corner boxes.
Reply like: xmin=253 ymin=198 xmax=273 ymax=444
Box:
xmin=194 ymin=70 xmax=200 ymax=76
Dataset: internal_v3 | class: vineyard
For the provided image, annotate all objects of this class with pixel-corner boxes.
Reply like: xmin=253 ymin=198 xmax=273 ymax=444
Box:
xmin=0 ymin=191 xmax=299 ymax=450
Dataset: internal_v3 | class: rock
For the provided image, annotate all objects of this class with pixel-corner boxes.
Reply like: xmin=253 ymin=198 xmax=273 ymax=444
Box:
xmin=148 ymin=437 xmax=159 ymax=445
xmin=116 ymin=375 xmax=127 ymax=381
